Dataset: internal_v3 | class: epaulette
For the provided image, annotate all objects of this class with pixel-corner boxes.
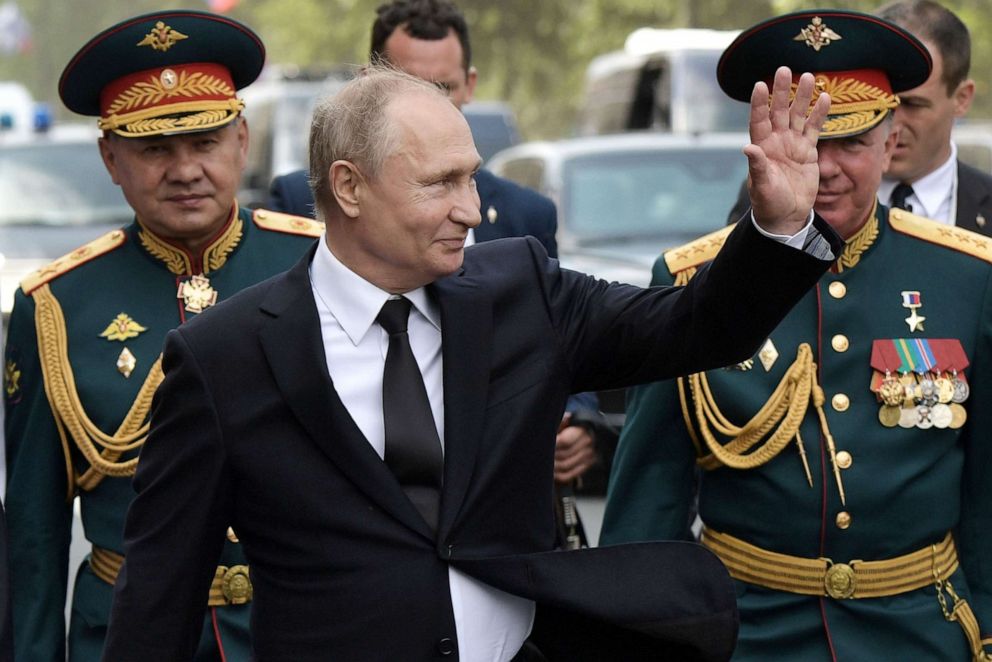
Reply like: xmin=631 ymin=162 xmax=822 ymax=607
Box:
xmin=21 ymin=229 xmax=127 ymax=294
xmin=253 ymin=209 xmax=324 ymax=238
xmin=663 ymin=225 xmax=736 ymax=275
xmin=888 ymin=207 xmax=992 ymax=264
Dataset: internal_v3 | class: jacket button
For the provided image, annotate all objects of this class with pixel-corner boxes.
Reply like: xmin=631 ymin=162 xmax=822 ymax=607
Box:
xmin=836 ymin=511 xmax=852 ymax=529
xmin=831 ymin=334 xmax=849 ymax=353
xmin=437 ymin=637 xmax=456 ymax=656
xmin=828 ymin=281 xmax=847 ymax=298
xmin=831 ymin=393 xmax=850 ymax=412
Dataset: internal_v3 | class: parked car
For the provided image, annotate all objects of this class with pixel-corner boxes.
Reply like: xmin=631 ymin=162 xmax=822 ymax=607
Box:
xmin=487 ymin=132 xmax=751 ymax=286
xmin=0 ymin=125 xmax=131 ymax=319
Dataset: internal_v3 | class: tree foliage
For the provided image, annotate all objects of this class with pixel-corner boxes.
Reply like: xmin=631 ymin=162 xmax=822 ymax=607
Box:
xmin=1 ymin=0 xmax=989 ymax=139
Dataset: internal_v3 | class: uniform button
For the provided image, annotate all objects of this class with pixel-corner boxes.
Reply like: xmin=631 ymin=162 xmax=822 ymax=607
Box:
xmin=836 ymin=451 xmax=852 ymax=469
xmin=437 ymin=638 xmax=456 ymax=656
xmin=832 ymin=393 xmax=850 ymax=412
xmin=828 ymin=281 xmax=847 ymax=299
xmin=831 ymin=334 xmax=849 ymax=353
xmin=256 ymin=210 xmax=268 ymax=220
xmin=836 ymin=511 xmax=852 ymax=529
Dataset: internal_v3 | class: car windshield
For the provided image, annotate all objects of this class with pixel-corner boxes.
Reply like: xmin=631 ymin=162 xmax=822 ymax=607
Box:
xmin=0 ymin=140 xmax=130 ymax=226
xmin=562 ymin=147 xmax=747 ymax=242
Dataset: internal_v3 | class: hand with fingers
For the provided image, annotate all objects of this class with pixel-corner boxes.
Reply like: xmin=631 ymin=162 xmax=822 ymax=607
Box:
xmin=745 ymin=66 xmax=831 ymax=235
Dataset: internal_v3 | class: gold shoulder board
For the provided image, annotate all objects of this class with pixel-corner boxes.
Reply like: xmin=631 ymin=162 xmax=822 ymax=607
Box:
xmin=663 ymin=225 xmax=736 ymax=275
xmin=21 ymin=229 xmax=127 ymax=294
xmin=888 ymin=207 xmax=992 ymax=264
xmin=252 ymin=209 xmax=324 ymax=238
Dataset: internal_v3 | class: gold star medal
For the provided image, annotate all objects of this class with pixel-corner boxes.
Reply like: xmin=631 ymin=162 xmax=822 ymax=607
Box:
xmin=900 ymin=291 xmax=925 ymax=333
xmin=177 ymin=274 xmax=218 ymax=314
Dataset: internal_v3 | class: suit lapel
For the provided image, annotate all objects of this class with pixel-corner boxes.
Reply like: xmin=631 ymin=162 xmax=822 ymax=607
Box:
xmin=257 ymin=247 xmax=434 ymax=540
xmin=956 ymin=162 xmax=992 ymax=233
xmin=432 ymin=269 xmax=492 ymax=537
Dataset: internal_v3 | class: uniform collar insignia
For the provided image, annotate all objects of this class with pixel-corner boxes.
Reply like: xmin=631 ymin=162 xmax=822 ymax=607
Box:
xmin=136 ymin=203 xmax=243 ymax=276
xmin=836 ymin=199 xmax=880 ymax=272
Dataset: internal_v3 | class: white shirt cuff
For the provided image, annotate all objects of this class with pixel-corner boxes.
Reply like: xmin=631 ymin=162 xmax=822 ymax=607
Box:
xmin=750 ymin=210 xmax=815 ymax=250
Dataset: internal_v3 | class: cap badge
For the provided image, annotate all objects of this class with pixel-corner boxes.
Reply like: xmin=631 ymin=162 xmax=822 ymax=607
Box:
xmin=160 ymin=68 xmax=178 ymax=90
xmin=137 ymin=21 xmax=188 ymax=52
xmin=99 ymin=313 xmax=148 ymax=342
xmin=793 ymin=17 xmax=842 ymax=52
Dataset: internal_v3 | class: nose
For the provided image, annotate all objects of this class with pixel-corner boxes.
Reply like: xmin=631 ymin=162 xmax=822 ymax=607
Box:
xmin=165 ymin=144 xmax=204 ymax=184
xmin=451 ymin=179 xmax=481 ymax=228
xmin=817 ymin=143 xmax=840 ymax=179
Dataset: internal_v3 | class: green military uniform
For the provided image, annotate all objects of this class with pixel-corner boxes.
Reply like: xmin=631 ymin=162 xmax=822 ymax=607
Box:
xmin=1 ymin=9 xmax=324 ymax=661
xmin=3 ymin=206 xmax=321 ymax=660
xmin=602 ymin=10 xmax=992 ymax=662
xmin=602 ymin=206 xmax=992 ymax=659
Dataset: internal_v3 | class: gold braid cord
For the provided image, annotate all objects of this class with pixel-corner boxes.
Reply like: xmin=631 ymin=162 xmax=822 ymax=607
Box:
xmin=680 ymin=343 xmax=836 ymax=472
xmin=33 ymin=285 xmax=163 ymax=498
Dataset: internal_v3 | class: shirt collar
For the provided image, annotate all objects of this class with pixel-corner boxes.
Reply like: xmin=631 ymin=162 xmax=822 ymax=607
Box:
xmin=309 ymin=234 xmax=441 ymax=346
xmin=879 ymin=143 xmax=957 ymax=217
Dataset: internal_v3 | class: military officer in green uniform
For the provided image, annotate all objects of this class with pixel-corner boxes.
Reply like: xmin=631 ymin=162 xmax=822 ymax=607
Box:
xmin=1 ymin=11 xmax=322 ymax=661
xmin=602 ymin=10 xmax=992 ymax=661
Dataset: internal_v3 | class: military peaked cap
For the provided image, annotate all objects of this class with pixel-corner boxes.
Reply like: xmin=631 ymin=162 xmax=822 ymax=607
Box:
xmin=718 ymin=10 xmax=932 ymax=139
xmin=59 ymin=10 xmax=264 ymax=138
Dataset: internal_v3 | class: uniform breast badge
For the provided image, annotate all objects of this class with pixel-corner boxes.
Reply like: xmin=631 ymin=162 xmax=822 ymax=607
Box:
xmin=758 ymin=338 xmax=779 ymax=372
xmin=177 ymin=274 xmax=218 ymax=314
xmin=901 ymin=291 xmax=926 ymax=332
xmin=99 ymin=314 xmax=148 ymax=378
xmin=4 ymin=359 xmax=21 ymax=400
xmin=870 ymin=339 xmax=969 ymax=430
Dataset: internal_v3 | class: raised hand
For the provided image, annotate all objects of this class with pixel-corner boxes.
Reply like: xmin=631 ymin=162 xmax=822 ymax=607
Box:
xmin=744 ymin=66 xmax=831 ymax=234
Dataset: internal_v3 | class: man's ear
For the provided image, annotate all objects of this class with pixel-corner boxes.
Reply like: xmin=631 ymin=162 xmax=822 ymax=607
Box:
xmin=464 ymin=66 xmax=478 ymax=105
xmin=330 ymin=160 xmax=362 ymax=218
xmin=953 ymin=78 xmax=975 ymax=118
xmin=98 ymin=136 xmax=122 ymax=185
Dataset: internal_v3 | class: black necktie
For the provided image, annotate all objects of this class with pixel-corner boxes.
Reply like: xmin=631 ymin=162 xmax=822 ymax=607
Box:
xmin=890 ymin=183 xmax=915 ymax=212
xmin=377 ymin=297 xmax=443 ymax=532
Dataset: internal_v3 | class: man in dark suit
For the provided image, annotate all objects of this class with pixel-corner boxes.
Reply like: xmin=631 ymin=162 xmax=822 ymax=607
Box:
xmin=877 ymin=1 xmax=992 ymax=233
xmin=269 ymin=1 xmax=602 ymax=490
xmin=102 ymin=64 xmax=837 ymax=661
xmin=268 ymin=0 xmax=557 ymax=257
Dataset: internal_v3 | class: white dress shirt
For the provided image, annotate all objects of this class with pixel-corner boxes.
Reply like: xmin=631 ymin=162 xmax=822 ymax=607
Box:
xmin=309 ymin=235 xmax=534 ymax=662
xmin=879 ymin=143 xmax=957 ymax=224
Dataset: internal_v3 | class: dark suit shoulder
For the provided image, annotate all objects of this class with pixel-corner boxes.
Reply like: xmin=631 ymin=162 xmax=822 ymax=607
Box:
xmin=268 ymin=169 xmax=315 ymax=218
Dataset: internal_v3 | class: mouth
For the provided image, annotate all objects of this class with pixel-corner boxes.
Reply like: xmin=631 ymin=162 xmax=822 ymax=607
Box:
xmin=166 ymin=194 xmax=209 ymax=207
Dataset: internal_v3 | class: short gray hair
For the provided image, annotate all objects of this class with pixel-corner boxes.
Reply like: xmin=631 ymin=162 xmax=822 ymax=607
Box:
xmin=308 ymin=64 xmax=446 ymax=220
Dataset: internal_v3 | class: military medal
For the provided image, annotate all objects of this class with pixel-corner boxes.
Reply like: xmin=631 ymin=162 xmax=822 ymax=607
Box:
xmin=949 ymin=403 xmax=967 ymax=429
xmin=915 ymin=405 xmax=934 ymax=429
xmin=930 ymin=403 xmax=952 ymax=429
xmin=935 ymin=377 xmax=954 ymax=404
xmin=878 ymin=405 xmax=900 ymax=428
xmin=177 ymin=274 xmax=218 ymax=314
xmin=898 ymin=407 xmax=917 ymax=429
xmin=901 ymin=291 xmax=926 ymax=333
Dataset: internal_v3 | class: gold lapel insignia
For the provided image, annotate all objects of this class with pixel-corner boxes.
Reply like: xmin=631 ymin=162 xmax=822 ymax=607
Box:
xmin=100 ymin=314 xmax=148 ymax=342
xmin=137 ymin=21 xmax=188 ymax=52
xmin=793 ymin=17 xmax=842 ymax=52
xmin=4 ymin=360 xmax=21 ymax=398
xmin=487 ymin=205 xmax=498 ymax=224
xmin=758 ymin=338 xmax=779 ymax=372
xmin=117 ymin=348 xmax=137 ymax=379
xmin=727 ymin=358 xmax=754 ymax=371
xmin=901 ymin=290 xmax=926 ymax=332
xmin=177 ymin=274 xmax=218 ymax=314
xmin=977 ymin=214 xmax=987 ymax=229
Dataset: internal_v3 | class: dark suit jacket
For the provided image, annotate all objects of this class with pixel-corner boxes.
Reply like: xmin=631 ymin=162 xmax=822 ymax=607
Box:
xmin=103 ymin=221 xmax=837 ymax=662
xmin=955 ymin=160 xmax=992 ymax=235
xmin=268 ymin=168 xmax=559 ymax=257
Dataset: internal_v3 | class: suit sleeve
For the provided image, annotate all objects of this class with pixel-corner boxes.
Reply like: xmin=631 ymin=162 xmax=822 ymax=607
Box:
xmin=545 ymin=217 xmax=839 ymax=394
xmin=957 ymin=268 xmax=992 ymax=646
xmin=3 ymin=289 xmax=73 ymax=662
xmin=599 ymin=259 xmax=697 ymax=545
xmin=102 ymin=329 xmax=231 ymax=662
